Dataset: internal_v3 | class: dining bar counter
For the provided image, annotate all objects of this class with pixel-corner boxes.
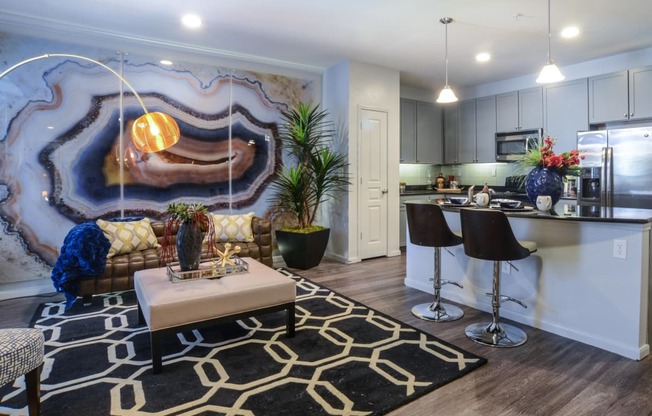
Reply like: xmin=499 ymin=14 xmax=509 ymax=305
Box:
xmin=404 ymin=200 xmax=652 ymax=360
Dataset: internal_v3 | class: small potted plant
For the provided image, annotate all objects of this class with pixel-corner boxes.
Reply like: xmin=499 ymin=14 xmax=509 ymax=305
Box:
xmin=268 ymin=102 xmax=349 ymax=269
xmin=162 ymin=202 xmax=214 ymax=271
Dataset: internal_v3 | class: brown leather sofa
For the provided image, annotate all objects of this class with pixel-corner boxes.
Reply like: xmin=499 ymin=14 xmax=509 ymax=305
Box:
xmin=79 ymin=217 xmax=273 ymax=304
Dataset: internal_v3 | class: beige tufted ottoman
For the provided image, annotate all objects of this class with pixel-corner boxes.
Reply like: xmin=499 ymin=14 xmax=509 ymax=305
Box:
xmin=134 ymin=257 xmax=296 ymax=374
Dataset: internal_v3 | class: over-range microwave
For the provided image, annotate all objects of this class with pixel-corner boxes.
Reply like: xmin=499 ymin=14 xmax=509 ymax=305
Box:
xmin=495 ymin=128 xmax=543 ymax=162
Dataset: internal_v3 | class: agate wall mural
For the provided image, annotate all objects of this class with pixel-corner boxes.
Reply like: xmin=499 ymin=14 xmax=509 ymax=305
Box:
xmin=0 ymin=34 xmax=318 ymax=284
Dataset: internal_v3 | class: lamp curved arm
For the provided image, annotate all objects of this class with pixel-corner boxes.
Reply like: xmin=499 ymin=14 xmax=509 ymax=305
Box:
xmin=0 ymin=53 xmax=149 ymax=113
xmin=0 ymin=53 xmax=180 ymax=153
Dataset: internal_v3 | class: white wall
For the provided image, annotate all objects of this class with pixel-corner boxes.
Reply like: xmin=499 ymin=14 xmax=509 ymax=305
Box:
xmin=322 ymin=61 xmax=351 ymax=262
xmin=323 ymin=60 xmax=401 ymax=264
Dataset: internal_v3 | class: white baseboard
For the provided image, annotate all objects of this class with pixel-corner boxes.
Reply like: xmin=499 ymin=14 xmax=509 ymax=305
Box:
xmin=0 ymin=279 xmax=56 ymax=301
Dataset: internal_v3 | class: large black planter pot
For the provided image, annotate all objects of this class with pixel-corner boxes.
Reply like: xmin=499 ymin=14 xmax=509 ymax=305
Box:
xmin=177 ymin=222 xmax=203 ymax=271
xmin=276 ymin=228 xmax=330 ymax=270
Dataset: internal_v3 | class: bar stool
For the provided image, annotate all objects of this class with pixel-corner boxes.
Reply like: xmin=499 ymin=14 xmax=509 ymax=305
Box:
xmin=459 ymin=208 xmax=537 ymax=347
xmin=406 ymin=203 xmax=464 ymax=322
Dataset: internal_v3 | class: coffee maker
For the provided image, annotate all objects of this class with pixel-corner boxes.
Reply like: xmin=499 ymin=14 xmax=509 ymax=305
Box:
xmin=577 ymin=167 xmax=601 ymax=205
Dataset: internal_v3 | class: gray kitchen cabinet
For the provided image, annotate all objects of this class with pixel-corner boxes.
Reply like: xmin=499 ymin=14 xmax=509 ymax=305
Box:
xmin=589 ymin=66 xmax=652 ymax=123
xmin=400 ymin=99 xmax=443 ymax=164
xmin=400 ymin=98 xmax=417 ymax=162
xmin=588 ymin=71 xmax=628 ymax=123
xmin=496 ymin=92 xmax=518 ymax=132
xmin=496 ymin=87 xmax=542 ymax=132
xmin=443 ymin=102 xmax=460 ymax=164
xmin=443 ymin=97 xmax=496 ymax=164
xmin=544 ymin=78 xmax=589 ymax=153
xmin=630 ymin=66 xmax=652 ymax=120
xmin=458 ymin=99 xmax=477 ymax=163
xmin=475 ymin=95 xmax=497 ymax=162
xmin=416 ymin=101 xmax=443 ymax=164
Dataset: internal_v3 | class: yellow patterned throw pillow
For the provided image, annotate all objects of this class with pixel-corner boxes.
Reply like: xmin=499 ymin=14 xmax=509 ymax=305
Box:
xmin=212 ymin=212 xmax=255 ymax=242
xmin=96 ymin=218 xmax=161 ymax=258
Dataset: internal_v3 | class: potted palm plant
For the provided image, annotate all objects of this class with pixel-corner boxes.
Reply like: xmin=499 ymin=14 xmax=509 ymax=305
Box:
xmin=269 ymin=102 xmax=349 ymax=269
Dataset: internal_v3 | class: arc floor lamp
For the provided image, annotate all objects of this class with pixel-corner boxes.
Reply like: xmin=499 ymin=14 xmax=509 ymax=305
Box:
xmin=0 ymin=53 xmax=180 ymax=153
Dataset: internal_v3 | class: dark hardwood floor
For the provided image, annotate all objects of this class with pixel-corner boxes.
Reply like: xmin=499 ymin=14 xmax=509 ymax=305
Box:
xmin=2 ymin=254 xmax=651 ymax=415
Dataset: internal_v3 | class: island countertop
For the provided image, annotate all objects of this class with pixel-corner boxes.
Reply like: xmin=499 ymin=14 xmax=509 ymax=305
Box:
xmin=404 ymin=199 xmax=652 ymax=360
xmin=405 ymin=200 xmax=652 ymax=224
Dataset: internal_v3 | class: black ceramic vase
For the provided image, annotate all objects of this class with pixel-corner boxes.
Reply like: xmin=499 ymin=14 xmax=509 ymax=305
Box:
xmin=177 ymin=221 xmax=203 ymax=271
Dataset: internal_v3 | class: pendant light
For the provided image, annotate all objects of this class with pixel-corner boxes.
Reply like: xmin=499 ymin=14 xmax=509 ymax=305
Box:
xmin=536 ymin=0 xmax=565 ymax=83
xmin=436 ymin=17 xmax=458 ymax=103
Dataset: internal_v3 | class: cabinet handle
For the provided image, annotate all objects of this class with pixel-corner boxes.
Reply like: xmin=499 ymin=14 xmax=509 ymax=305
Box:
xmin=630 ymin=113 xmax=634 ymax=117
xmin=381 ymin=189 xmax=388 ymax=194
xmin=515 ymin=126 xmax=519 ymax=130
xmin=624 ymin=113 xmax=628 ymax=118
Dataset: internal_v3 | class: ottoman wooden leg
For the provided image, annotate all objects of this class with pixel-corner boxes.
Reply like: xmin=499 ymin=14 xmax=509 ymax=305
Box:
xmin=25 ymin=364 xmax=41 ymax=416
xmin=137 ymin=302 xmax=145 ymax=326
xmin=286 ymin=304 xmax=295 ymax=337
xmin=150 ymin=331 xmax=163 ymax=374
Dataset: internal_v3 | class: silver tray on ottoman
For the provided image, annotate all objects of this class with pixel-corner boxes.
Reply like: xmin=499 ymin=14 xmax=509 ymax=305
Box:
xmin=167 ymin=257 xmax=248 ymax=282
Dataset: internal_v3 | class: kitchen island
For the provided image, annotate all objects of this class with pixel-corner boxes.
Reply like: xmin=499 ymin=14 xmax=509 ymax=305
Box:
xmin=404 ymin=200 xmax=652 ymax=360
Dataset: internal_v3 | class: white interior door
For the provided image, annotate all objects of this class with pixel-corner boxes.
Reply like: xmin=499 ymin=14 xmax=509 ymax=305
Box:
xmin=358 ymin=108 xmax=388 ymax=259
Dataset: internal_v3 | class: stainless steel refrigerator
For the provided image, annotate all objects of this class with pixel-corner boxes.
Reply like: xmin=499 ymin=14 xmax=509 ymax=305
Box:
xmin=576 ymin=126 xmax=652 ymax=208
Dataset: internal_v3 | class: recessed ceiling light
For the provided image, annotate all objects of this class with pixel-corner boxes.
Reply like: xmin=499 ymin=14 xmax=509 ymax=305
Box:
xmin=561 ymin=26 xmax=580 ymax=38
xmin=182 ymin=14 xmax=202 ymax=29
xmin=475 ymin=52 xmax=491 ymax=63
xmin=160 ymin=60 xmax=173 ymax=66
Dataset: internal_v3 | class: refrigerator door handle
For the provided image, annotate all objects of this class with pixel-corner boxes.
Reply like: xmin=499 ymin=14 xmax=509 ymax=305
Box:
xmin=601 ymin=147 xmax=613 ymax=207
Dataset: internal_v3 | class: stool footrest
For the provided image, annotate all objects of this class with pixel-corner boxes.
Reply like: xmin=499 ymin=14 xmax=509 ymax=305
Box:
xmin=441 ymin=280 xmax=463 ymax=289
xmin=484 ymin=293 xmax=527 ymax=308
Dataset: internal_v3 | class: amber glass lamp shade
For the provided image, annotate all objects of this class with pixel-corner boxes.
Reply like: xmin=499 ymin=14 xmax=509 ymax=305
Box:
xmin=131 ymin=112 xmax=180 ymax=153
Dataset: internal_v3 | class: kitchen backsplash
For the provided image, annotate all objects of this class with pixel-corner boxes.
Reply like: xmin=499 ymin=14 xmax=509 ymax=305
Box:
xmin=399 ymin=163 xmax=522 ymax=187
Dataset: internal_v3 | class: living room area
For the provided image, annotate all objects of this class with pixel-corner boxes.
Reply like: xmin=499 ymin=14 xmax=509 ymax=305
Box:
xmin=2 ymin=2 xmax=652 ymax=415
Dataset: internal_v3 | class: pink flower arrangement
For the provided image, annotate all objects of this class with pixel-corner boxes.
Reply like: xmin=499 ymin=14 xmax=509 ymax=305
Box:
xmin=521 ymin=135 xmax=584 ymax=177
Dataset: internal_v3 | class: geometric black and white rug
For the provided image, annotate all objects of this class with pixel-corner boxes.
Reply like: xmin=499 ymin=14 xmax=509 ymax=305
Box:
xmin=0 ymin=269 xmax=486 ymax=416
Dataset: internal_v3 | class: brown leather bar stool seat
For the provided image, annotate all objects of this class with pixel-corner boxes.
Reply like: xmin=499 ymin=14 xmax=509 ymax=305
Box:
xmin=460 ymin=208 xmax=537 ymax=347
xmin=406 ymin=203 xmax=464 ymax=322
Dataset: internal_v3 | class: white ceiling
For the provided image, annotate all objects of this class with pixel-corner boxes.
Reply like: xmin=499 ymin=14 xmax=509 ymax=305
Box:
xmin=1 ymin=0 xmax=651 ymax=92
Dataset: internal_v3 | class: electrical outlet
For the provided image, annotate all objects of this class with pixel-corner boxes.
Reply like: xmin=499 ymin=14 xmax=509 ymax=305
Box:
xmin=501 ymin=262 xmax=511 ymax=274
xmin=491 ymin=168 xmax=497 ymax=177
xmin=613 ymin=239 xmax=627 ymax=259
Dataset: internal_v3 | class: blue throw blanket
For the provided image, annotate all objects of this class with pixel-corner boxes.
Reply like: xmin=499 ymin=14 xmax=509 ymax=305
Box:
xmin=51 ymin=222 xmax=110 ymax=309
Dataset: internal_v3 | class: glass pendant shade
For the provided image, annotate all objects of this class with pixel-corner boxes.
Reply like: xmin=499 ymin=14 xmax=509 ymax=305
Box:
xmin=536 ymin=62 xmax=565 ymax=84
xmin=436 ymin=86 xmax=458 ymax=103
xmin=131 ymin=112 xmax=180 ymax=153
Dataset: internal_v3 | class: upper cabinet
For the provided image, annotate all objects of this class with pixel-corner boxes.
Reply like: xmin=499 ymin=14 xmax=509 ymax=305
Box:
xmin=475 ymin=95 xmax=497 ymax=163
xmin=400 ymin=98 xmax=443 ymax=164
xmin=458 ymin=99 xmax=477 ymax=163
xmin=496 ymin=87 xmax=543 ymax=132
xmin=443 ymin=97 xmax=495 ymax=164
xmin=589 ymin=67 xmax=652 ymax=123
xmin=443 ymin=103 xmax=459 ymax=164
xmin=400 ymin=99 xmax=417 ymax=162
xmin=544 ymin=78 xmax=589 ymax=153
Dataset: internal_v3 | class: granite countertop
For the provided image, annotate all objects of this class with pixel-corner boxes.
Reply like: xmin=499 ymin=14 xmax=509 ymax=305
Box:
xmin=406 ymin=199 xmax=652 ymax=224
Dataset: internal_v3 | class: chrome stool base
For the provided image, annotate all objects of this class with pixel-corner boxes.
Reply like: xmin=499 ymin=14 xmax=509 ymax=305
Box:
xmin=465 ymin=322 xmax=527 ymax=347
xmin=412 ymin=302 xmax=464 ymax=322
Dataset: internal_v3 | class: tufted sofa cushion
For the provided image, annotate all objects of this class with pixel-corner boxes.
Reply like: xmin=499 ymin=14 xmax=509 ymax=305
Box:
xmin=79 ymin=216 xmax=273 ymax=302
